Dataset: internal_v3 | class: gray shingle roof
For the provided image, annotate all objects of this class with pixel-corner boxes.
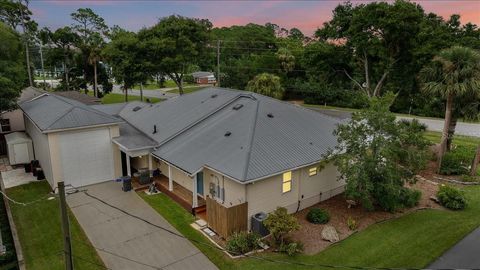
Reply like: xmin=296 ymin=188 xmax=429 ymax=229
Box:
xmin=20 ymin=94 xmax=121 ymax=132
xmin=192 ymin=71 xmax=214 ymax=78
xmin=119 ymin=87 xmax=341 ymax=182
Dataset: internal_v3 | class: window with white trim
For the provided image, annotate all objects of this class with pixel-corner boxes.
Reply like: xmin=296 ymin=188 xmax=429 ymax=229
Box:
xmin=309 ymin=167 xmax=317 ymax=176
xmin=282 ymin=171 xmax=292 ymax=193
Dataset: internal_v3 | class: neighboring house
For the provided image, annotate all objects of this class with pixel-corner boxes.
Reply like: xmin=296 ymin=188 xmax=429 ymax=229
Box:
xmin=0 ymin=87 xmax=44 ymax=155
xmin=20 ymin=87 xmax=345 ymax=238
xmin=191 ymin=71 xmax=216 ymax=84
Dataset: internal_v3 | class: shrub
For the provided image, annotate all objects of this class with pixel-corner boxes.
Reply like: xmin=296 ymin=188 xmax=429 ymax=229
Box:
xmin=400 ymin=188 xmax=422 ymax=208
xmin=437 ymin=185 xmax=467 ymax=210
xmin=440 ymin=146 xmax=474 ymax=175
xmin=278 ymin=241 xmax=304 ymax=256
xmin=263 ymin=207 xmax=300 ymax=246
xmin=225 ymin=231 xmax=260 ymax=255
xmin=461 ymin=175 xmax=480 ymax=183
xmin=306 ymin=208 xmax=330 ymax=224
xmin=346 ymin=216 xmax=357 ymax=231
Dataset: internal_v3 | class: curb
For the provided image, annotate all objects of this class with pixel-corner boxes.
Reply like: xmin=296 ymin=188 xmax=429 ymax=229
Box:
xmin=0 ymin=173 xmax=25 ymax=270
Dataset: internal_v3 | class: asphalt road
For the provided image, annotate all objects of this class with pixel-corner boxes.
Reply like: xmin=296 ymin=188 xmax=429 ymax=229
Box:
xmin=309 ymin=107 xmax=480 ymax=138
xmin=428 ymin=227 xmax=480 ymax=269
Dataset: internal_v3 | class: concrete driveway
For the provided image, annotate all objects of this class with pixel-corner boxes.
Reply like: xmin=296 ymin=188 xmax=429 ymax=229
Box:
xmin=67 ymin=181 xmax=217 ymax=270
xmin=428 ymin=227 xmax=480 ymax=269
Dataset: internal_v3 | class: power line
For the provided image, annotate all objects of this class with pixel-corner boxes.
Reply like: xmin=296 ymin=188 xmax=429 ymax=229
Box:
xmin=81 ymin=190 xmax=431 ymax=270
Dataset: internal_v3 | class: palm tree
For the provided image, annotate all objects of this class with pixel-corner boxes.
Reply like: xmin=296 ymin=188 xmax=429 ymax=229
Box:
xmin=419 ymin=46 xmax=480 ymax=172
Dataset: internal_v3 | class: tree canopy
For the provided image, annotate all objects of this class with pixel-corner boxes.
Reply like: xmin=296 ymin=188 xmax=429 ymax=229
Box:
xmin=0 ymin=22 xmax=26 ymax=111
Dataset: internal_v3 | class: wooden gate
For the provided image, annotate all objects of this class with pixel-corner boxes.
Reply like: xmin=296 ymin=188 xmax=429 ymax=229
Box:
xmin=206 ymin=197 xmax=248 ymax=239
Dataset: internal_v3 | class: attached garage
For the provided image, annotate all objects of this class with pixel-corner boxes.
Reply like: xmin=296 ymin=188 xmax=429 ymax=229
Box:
xmin=58 ymin=128 xmax=115 ymax=187
xmin=20 ymin=93 xmax=122 ymax=190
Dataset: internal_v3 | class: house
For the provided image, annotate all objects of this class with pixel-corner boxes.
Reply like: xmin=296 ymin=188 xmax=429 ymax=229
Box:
xmin=19 ymin=87 xmax=345 ymax=237
xmin=0 ymin=87 xmax=44 ymax=155
xmin=191 ymin=71 xmax=216 ymax=84
xmin=54 ymin=91 xmax=101 ymax=105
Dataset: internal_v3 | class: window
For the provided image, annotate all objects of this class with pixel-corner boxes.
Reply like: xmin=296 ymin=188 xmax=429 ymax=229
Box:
xmin=0 ymin=119 xmax=10 ymax=132
xmin=282 ymin=171 xmax=292 ymax=193
xmin=309 ymin=167 xmax=317 ymax=176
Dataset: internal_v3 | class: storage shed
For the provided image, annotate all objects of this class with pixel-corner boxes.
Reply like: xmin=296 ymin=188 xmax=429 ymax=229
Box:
xmin=5 ymin=132 xmax=34 ymax=165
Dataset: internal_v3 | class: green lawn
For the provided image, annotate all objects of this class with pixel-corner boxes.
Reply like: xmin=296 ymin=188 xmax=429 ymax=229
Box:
xmin=132 ymin=80 xmax=195 ymax=90
xmin=7 ymin=181 xmax=104 ymax=270
xmin=168 ymin=86 xmax=206 ymax=94
xmin=100 ymin=93 xmax=164 ymax=104
xmin=139 ymin=133 xmax=480 ymax=270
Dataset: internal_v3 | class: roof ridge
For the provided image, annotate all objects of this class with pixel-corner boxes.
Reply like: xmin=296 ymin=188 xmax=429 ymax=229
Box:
xmin=44 ymin=106 xmax=75 ymax=130
xmin=241 ymin=99 xmax=260 ymax=181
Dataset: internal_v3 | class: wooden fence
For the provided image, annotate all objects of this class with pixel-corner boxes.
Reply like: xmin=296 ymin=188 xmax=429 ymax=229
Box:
xmin=206 ymin=197 xmax=248 ymax=239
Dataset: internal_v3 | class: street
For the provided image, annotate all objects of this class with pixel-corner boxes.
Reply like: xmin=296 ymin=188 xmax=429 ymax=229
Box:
xmin=309 ymin=107 xmax=480 ymax=137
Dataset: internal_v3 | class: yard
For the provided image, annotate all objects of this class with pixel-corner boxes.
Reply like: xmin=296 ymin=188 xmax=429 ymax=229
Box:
xmin=100 ymin=93 xmax=164 ymax=104
xmin=140 ymin=132 xmax=480 ymax=270
xmin=132 ymin=80 xmax=195 ymax=90
xmin=7 ymin=182 xmax=104 ymax=270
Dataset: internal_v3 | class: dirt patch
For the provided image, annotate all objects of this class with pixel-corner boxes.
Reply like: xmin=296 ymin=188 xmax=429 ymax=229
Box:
xmin=291 ymin=179 xmax=441 ymax=254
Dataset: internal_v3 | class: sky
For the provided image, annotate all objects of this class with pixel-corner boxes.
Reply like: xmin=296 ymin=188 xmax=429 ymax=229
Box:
xmin=30 ymin=0 xmax=480 ymax=36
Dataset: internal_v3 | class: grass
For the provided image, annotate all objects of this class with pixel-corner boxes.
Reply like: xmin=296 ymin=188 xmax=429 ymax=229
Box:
xmin=100 ymin=93 xmax=164 ymax=104
xmin=132 ymin=80 xmax=195 ymax=90
xmin=7 ymin=181 xmax=104 ymax=270
xmin=168 ymin=86 xmax=207 ymax=94
xmin=139 ymin=133 xmax=480 ymax=270
xmin=424 ymin=131 xmax=480 ymax=147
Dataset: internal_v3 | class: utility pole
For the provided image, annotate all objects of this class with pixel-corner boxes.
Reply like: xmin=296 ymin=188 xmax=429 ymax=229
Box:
xmin=216 ymin=40 xmax=220 ymax=87
xmin=58 ymin=182 xmax=73 ymax=270
xmin=39 ymin=43 xmax=46 ymax=90
xmin=19 ymin=0 xmax=33 ymax=87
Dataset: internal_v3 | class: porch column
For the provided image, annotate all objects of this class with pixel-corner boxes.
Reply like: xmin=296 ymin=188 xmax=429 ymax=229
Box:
xmin=192 ymin=174 xmax=198 ymax=208
xmin=168 ymin=165 xmax=173 ymax=191
xmin=148 ymin=155 xmax=153 ymax=177
xmin=126 ymin=154 xmax=131 ymax=176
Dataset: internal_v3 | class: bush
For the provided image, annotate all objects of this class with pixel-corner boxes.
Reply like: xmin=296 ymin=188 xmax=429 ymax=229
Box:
xmin=346 ymin=216 xmax=357 ymax=231
xmin=440 ymin=146 xmax=474 ymax=175
xmin=225 ymin=231 xmax=260 ymax=255
xmin=263 ymin=207 xmax=300 ymax=246
xmin=278 ymin=241 xmax=304 ymax=256
xmin=306 ymin=208 xmax=330 ymax=224
xmin=400 ymin=188 xmax=422 ymax=208
xmin=437 ymin=185 xmax=467 ymax=210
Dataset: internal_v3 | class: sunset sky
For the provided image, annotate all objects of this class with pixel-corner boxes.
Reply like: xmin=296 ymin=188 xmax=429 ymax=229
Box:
xmin=30 ymin=0 xmax=480 ymax=35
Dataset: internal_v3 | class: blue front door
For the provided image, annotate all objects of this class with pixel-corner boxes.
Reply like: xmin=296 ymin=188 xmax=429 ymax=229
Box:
xmin=196 ymin=172 xmax=204 ymax=195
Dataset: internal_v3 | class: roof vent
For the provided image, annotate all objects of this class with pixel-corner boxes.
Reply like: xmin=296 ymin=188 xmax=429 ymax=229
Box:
xmin=132 ymin=106 xmax=142 ymax=112
xmin=211 ymin=94 xmax=218 ymax=98
xmin=224 ymin=131 xmax=232 ymax=137
xmin=267 ymin=113 xmax=274 ymax=118
xmin=153 ymin=125 xmax=157 ymax=134
xmin=233 ymin=104 xmax=243 ymax=110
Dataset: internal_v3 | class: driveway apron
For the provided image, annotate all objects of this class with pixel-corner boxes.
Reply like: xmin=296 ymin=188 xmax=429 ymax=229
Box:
xmin=67 ymin=181 xmax=218 ymax=270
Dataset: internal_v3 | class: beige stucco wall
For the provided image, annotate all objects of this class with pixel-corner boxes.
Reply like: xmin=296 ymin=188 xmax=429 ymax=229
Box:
xmin=24 ymin=116 xmax=54 ymax=188
xmin=246 ymin=162 xmax=345 ymax=228
xmin=1 ymin=110 xmax=25 ymax=133
xmin=203 ymin=168 xmax=246 ymax=207
xmin=131 ymin=155 xmax=148 ymax=171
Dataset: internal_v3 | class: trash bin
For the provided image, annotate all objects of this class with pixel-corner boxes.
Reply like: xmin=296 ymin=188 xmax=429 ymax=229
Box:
xmin=251 ymin=212 xmax=269 ymax=237
xmin=24 ymin=163 xmax=31 ymax=173
xmin=35 ymin=168 xmax=45 ymax=180
xmin=121 ymin=176 xmax=132 ymax=192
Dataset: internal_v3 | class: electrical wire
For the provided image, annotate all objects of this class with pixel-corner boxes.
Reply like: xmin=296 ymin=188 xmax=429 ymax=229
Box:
xmin=0 ymin=190 xmax=55 ymax=206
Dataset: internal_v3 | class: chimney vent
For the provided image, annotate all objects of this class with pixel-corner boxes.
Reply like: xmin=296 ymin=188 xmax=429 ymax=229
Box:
xmin=153 ymin=125 xmax=157 ymax=134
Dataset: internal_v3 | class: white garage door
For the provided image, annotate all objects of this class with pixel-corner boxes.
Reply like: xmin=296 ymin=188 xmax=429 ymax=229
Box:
xmin=59 ymin=128 xmax=114 ymax=187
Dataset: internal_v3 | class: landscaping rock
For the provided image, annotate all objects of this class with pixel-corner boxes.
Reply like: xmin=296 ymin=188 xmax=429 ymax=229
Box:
xmin=321 ymin=225 xmax=339 ymax=243
xmin=430 ymin=195 xmax=440 ymax=203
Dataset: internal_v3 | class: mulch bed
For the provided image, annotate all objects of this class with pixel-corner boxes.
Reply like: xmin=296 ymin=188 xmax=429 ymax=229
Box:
xmin=291 ymin=179 xmax=441 ymax=254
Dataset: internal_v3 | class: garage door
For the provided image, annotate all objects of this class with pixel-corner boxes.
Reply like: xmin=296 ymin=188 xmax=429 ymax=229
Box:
xmin=59 ymin=128 xmax=114 ymax=187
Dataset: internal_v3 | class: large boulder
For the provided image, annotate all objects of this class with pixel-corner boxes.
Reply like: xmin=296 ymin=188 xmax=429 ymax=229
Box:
xmin=321 ymin=225 xmax=339 ymax=243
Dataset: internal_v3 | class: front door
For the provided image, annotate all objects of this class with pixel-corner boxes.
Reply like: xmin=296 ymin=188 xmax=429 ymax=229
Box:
xmin=196 ymin=172 xmax=204 ymax=195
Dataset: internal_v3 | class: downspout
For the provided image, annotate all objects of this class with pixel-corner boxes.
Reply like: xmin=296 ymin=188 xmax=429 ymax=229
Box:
xmin=296 ymin=170 xmax=302 ymax=213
